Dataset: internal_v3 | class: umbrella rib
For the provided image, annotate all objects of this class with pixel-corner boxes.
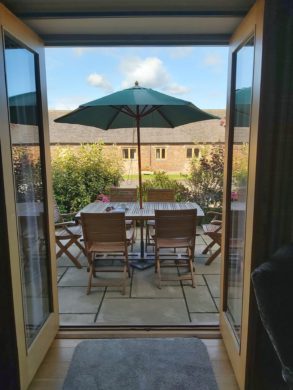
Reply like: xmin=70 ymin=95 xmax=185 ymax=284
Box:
xmin=140 ymin=105 xmax=162 ymax=117
xmin=107 ymin=105 xmax=136 ymax=129
xmin=157 ymin=108 xmax=175 ymax=127
xmin=107 ymin=107 xmax=123 ymax=129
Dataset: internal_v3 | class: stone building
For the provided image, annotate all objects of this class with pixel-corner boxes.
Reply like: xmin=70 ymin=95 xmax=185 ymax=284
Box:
xmin=49 ymin=109 xmax=226 ymax=174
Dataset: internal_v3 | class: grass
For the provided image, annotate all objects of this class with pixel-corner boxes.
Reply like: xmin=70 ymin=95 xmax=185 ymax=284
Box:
xmin=123 ymin=173 xmax=186 ymax=181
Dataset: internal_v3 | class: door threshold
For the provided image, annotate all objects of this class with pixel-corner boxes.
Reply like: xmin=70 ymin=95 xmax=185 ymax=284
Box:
xmin=57 ymin=325 xmax=221 ymax=339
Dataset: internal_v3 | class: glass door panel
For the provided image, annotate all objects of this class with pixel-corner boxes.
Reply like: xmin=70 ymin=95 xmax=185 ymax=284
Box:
xmin=225 ymin=36 xmax=254 ymax=343
xmin=4 ymin=34 xmax=52 ymax=348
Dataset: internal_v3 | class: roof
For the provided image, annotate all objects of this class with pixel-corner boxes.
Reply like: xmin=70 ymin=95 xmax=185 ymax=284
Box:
xmin=49 ymin=109 xmax=226 ymax=144
xmin=2 ymin=1 xmax=255 ymax=46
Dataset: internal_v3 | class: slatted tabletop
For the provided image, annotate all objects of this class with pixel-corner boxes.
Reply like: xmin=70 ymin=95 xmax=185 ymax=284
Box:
xmin=76 ymin=201 xmax=204 ymax=220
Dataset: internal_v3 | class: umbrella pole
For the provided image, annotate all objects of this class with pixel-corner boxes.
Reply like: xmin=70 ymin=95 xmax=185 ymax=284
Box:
xmin=136 ymin=107 xmax=145 ymax=260
xmin=136 ymin=108 xmax=143 ymax=209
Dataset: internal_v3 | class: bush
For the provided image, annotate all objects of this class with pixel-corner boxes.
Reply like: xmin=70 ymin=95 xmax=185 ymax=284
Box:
xmin=52 ymin=143 xmax=124 ymax=213
xmin=12 ymin=146 xmax=43 ymax=202
xmin=141 ymin=171 xmax=190 ymax=202
xmin=187 ymin=145 xmax=224 ymax=210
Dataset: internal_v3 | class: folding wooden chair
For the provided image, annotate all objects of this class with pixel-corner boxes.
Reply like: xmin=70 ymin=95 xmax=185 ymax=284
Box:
xmin=154 ymin=209 xmax=197 ymax=288
xmin=54 ymin=202 xmax=86 ymax=268
xmin=201 ymin=211 xmax=222 ymax=265
xmin=80 ymin=212 xmax=134 ymax=295
xmin=145 ymin=189 xmax=175 ymax=251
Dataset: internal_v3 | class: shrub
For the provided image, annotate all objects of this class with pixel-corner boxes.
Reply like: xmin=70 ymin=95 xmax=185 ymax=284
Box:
xmin=52 ymin=143 xmax=124 ymax=213
xmin=141 ymin=171 xmax=190 ymax=202
xmin=187 ymin=145 xmax=224 ymax=210
xmin=12 ymin=146 xmax=43 ymax=202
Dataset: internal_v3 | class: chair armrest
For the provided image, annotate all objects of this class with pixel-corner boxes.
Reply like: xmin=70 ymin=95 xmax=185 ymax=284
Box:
xmin=55 ymin=221 xmax=76 ymax=228
xmin=210 ymin=220 xmax=222 ymax=225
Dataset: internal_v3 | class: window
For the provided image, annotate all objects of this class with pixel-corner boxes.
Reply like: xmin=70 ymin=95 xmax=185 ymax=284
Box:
xmin=156 ymin=148 xmax=166 ymax=159
xmin=186 ymin=148 xmax=200 ymax=159
xmin=122 ymin=148 xmax=136 ymax=159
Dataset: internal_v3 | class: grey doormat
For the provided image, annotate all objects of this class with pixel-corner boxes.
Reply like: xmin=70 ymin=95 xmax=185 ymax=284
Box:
xmin=63 ymin=338 xmax=218 ymax=390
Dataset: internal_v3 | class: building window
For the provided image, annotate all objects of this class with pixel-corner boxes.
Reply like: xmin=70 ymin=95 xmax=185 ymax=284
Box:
xmin=122 ymin=148 xmax=136 ymax=159
xmin=186 ymin=148 xmax=200 ymax=159
xmin=156 ymin=148 xmax=166 ymax=159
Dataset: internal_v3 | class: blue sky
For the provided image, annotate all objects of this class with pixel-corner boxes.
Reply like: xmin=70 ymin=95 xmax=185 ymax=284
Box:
xmin=45 ymin=46 xmax=229 ymax=110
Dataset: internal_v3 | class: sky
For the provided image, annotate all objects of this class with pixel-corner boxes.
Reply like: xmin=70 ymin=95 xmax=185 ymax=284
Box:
xmin=45 ymin=46 xmax=229 ymax=110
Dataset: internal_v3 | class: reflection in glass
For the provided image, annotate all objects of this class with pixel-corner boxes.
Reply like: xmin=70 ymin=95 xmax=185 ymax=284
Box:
xmin=4 ymin=35 xmax=51 ymax=347
xmin=226 ymin=36 xmax=254 ymax=342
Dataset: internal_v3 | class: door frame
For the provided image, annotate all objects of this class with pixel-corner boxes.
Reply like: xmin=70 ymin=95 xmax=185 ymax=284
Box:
xmin=0 ymin=5 xmax=59 ymax=389
xmin=220 ymin=0 xmax=264 ymax=388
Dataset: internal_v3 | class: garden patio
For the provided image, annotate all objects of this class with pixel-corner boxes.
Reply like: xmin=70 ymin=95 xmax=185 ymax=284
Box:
xmin=57 ymin=226 xmax=221 ymax=327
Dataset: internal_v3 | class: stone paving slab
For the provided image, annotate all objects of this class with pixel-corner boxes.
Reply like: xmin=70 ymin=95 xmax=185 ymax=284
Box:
xmin=60 ymin=313 xmax=97 ymax=326
xmin=195 ymin=257 xmax=221 ymax=274
xmin=205 ymin=274 xmax=221 ymax=298
xmin=95 ymin=298 xmax=190 ymax=325
xmin=56 ymin=236 xmax=221 ymax=326
xmin=190 ymin=313 xmax=220 ymax=325
xmin=58 ymin=286 xmax=104 ymax=313
xmin=183 ymin=285 xmax=218 ymax=313
xmin=130 ymin=268 xmax=183 ymax=298
xmin=58 ymin=267 xmax=89 ymax=286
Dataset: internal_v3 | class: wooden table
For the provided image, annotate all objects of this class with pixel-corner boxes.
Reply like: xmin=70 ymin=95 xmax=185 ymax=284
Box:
xmin=77 ymin=201 xmax=204 ymax=269
xmin=77 ymin=201 xmax=204 ymax=219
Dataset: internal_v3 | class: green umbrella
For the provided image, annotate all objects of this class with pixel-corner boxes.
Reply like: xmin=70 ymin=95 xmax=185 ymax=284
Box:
xmin=235 ymin=87 xmax=252 ymax=127
xmin=55 ymin=81 xmax=218 ymax=208
xmin=9 ymin=91 xmax=38 ymax=126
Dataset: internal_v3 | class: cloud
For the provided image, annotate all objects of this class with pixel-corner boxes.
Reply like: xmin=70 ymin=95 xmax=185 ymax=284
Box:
xmin=168 ymin=47 xmax=193 ymax=59
xmin=49 ymin=95 xmax=90 ymax=110
xmin=203 ymin=53 xmax=224 ymax=67
xmin=87 ymin=73 xmax=113 ymax=92
xmin=120 ymin=56 xmax=189 ymax=95
xmin=163 ymin=83 xmax=191 ymax=95
xmin=120 ymin=57 xmax=169 ymax=89
xmin=72 ymin=47 xmax=92 ymax=57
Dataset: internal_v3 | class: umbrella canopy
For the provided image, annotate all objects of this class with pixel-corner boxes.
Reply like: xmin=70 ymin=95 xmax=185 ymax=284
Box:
xmin=55 ymin=82 xmax=219 ymax=207
xmin=234 ymin=87 xmax=252 ymax=127
xmin=9 ymin=91 xmax=38 ymax=126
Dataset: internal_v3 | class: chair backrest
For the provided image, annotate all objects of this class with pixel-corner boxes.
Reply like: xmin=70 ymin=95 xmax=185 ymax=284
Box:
xmin=147 ymin=189 xmax=175 ymax=202
xmin=155 ymin=209 xmax=197 ymax=242
xmin=110 ymin=187 xmax=137 ymax=202
xmin=81 ymin=212 xmax=126 ymax=246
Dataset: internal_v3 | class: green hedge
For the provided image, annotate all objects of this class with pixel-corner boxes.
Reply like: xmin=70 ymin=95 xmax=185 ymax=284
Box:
xmin=52 ymin=144 xmax=123 ymax=213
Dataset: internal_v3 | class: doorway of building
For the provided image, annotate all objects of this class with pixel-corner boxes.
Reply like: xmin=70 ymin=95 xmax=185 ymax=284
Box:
xmin=46 ymin=45 xmax=228 ymax=327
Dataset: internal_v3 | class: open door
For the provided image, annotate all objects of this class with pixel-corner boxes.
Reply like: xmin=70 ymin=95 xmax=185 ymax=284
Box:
xmin=0 ymin=5 xmax=58 ymax=389
xmin=220 ymin=0 xmax=264 ymax=388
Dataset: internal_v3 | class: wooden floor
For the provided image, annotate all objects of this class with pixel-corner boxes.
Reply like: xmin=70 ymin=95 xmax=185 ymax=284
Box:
xmin=29 ymin=337 xmax=239 ymax=390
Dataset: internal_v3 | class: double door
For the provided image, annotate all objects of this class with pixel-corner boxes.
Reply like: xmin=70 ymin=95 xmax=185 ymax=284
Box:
xmin=0 ymin=2 xmax=266 ymax=389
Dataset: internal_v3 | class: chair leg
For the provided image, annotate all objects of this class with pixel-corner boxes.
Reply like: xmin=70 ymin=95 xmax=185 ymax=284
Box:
xmin=86 ymin=252 xmax=94 ymax=295
xmin=145 ymin=223 xmax=149 ymax=251
xmin=156 ymin=247 xmax=162 ymax=289
xmin=205 ymin=247 xmax=221 ymax=265
xmin=202 ymin=239 xmax=216 ymax=254
xmin=188 ymin=247 xmax=195 ymax=288
xmin=56 ymin=239 xmax=82 ymax=268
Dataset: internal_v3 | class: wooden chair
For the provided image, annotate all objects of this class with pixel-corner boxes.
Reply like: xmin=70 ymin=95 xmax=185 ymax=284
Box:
xmin=109 ymin=187 xmax=137 ymax=202
xmin=201 ymin=211 xmax=222 ymax=265
xmin=154 ymin=209 xmax=197 ymax=288
xmin=145 ymin=189 xmax=175 ymax=251
xmin=80 ymin=212 xmax=134 ymax=295
xmin=54 ymin=202 xmax=86 ymax=268
xmin=110 ymin=187 xmax=137 ymax=240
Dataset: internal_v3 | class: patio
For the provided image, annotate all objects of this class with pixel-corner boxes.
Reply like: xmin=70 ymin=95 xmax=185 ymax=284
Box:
xmin=57 ymin=226 xmax=221 ymax=327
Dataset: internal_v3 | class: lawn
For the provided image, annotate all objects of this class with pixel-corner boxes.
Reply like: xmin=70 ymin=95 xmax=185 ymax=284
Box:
xmin=123 ymin=173 xmax=186 ymax=181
